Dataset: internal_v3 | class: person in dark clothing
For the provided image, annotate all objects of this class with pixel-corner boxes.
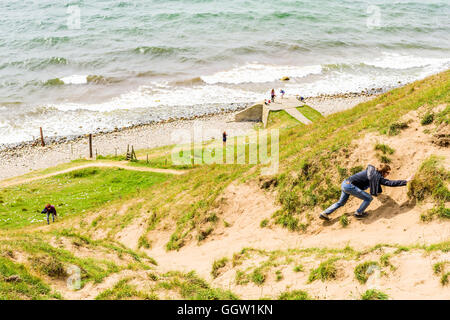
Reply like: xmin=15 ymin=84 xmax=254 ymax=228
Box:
xmin=41 ymin=204 xmax=57 ymax=225
xmin=222 ymin=131 xmax=227 ymax=146
xmin=319 ymin=164 xmax=413 ymax=220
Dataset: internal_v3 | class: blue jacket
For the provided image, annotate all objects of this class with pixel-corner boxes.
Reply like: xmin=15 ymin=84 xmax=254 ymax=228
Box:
xmin=347 ymin=167 xmax=406 ymax=195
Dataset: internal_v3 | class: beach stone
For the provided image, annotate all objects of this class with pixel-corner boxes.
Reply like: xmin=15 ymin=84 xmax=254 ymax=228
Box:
xmin=5 ymin=275 xmax=22 ymax=283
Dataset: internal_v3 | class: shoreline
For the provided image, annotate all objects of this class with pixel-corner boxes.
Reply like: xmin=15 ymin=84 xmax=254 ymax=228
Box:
xmin=0 ymin=92 xmax=376 ymax=181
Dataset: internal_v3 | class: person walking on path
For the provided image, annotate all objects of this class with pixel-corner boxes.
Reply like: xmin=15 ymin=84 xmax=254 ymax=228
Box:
xmin=42 ymin=203 xmax=57 ymax=225
xmin=222 ymin=131 xmax=227 ymax=146
xmin=280 ymin=89 xmax=285 ymax=99
xmin=319 ymin=164 xmax=413 ymax=220
xmin=271 ymin=89 xmax=276 ymax=103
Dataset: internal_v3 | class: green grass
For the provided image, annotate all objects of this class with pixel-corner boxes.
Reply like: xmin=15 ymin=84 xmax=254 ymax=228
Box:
xmin=275 ymin=270 xmax=283 ymax=281
xmin=375 ymin=143 xmax=395 ymax=155
xmin=297 ymin=105 xmax=324 ymax=122
xmin=408 ymin=156 xmax=450 ymax=203
xmin=435 ymin=105 xmax=449 ymax=125
xmin=421 ymin=112 xmax=434 ymax=125
xmin=279 ymin=290 xmax=311 ymax=300
xmin=354 ymin=261 xmax=380 ymax=284
xmin=293 ymin=264 xmax=303 ymax=272
xmin=380 ymin=254 xmax=395 ymax=271
xmin=260 ymin=219 xmax=269 ymax=228
xmin=0 ymin=168 xmax=169 ymax=229
xmin=378 ymin=154 xmax=391 ymax=164
xmin=387 ymin=122 xmax=409 ymax=136
xmin=423 ymin=203 xmax=450 ymax=221
xmin=251 ymin=268 xmax=266 ymax=285
xmin=157 ymin=271 xmax=239 ymax=300
xmin=308 ymin=259 xmax=338 ymax=283
xmin=270 ymin=70 xmax=450 ymax=230
xmin=267 ymin=110 xmax=302 ymax=129
xmin=138 ymin=235 xmax=151 ymax=249
xmin=340 ymin=215 xmax=349 ymax=227
xmin=361 ymin=289 xmax=389 ymax=300
xmin=0 ymin=256 xmax=61 ymax=300
xmin=433 ymin=261 xmax=449 ymax=286
xmin=211 ymin=258 xmax=228 ymax=278
xmin=96 ymin=278 xmax=158 ymax=300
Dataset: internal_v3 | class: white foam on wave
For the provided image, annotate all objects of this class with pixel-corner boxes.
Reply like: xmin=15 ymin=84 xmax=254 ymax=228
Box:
xmin=365 ymin=52 xmax=450 ymax=70
xmin=201 ymin=63 xmax=322 ymax=84
xmin=60 ymin=74 xmax=88 ymax=84
xmin=285 ymin=72 xmax=416 ymax=97
xmin=50 ymin=84 xmax=265 ymax=112
xmin=2 ymin=55 xmax=449 ymax=145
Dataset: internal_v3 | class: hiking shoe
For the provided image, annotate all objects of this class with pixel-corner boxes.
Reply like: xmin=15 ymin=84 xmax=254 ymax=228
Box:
xmin=354 ymin=212 xmax=368 ymax=219
xmin=319 ymin=213 xmax=330 ymax=221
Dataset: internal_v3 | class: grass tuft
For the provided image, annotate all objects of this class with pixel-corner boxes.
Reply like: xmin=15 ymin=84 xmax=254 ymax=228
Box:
xmin=354 ymin=261 xmax=380 ymax=284
xmin=374 ymin=143 xmax=395 ymax=155
xmin=211 ymin=258 xmax=228 ymax=279
xmin=308 ymin=259 xmax=338 ymax=283
xmin=388 ymin=122 xmax=408 ymax=136
xmin=279 ymin=290 xmax=311 ymax=300
xmin=421 ymin=112 xmax=434 ymax=125
xmin=361 ymin=289 xmax=389 ymax=300
xmin=251 ymin=268 xmax=266 ymax=285
xmin=340 ymin=215 xmax=349 ymax=227
xmin=408 ymin=156 xmax=450 ymax=202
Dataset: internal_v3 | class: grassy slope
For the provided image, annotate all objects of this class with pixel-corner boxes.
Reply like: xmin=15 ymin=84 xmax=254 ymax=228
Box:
xmin=271 ymin=70 xmax=449 ymax=230
xmin=0 ymin=70 xmax=448 ymax=299
xmin=0 ymin=168 xmax=169 ymax=229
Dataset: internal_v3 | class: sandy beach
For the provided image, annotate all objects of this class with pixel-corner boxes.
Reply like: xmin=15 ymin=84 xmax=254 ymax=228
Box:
xmin=0 ymin=94 xmax=374 ymax=181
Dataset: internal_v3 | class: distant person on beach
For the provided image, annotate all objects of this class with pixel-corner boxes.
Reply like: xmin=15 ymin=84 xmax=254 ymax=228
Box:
xmin=264 ymin=100 xmax=269 ymax=105
xmin=271 ymin=89 xmax=276 ymax=102
xmin=41 ymin=203 xmax=57 ymax=225
xmin=222 ymin=131 xmax=227 ymax=146
xmin=280 ymin=89 xmax=285 ymax=99
xmin=319 ymin=164 xmax=413 ymax=221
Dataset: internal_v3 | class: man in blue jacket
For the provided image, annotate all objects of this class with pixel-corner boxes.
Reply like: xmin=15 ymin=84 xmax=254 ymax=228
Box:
xmin=320 ymin=164 xmax=413 ymax=220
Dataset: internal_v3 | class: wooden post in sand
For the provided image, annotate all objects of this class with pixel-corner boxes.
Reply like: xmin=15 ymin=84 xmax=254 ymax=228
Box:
xmin=40 ymin=127 xmax=45 ymax=147
xmin=88 ymin=134 xmax=93 ymax=159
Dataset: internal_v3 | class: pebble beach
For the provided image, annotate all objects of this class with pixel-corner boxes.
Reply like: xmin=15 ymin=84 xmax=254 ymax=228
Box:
xmin=0 ymin=93 xmax=375 ymax=181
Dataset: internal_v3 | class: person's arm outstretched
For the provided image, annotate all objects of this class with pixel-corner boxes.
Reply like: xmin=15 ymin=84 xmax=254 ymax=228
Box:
xmin=379 ymin=174 xmax=413 ymax=187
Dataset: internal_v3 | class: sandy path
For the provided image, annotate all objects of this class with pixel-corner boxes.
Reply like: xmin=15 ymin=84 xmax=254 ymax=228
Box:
xmin=0 ymin=161 xmax=185 ymax=188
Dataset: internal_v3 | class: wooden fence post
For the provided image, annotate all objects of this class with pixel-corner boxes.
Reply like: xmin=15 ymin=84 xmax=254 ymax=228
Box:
xmin=40 ymin=127 xmax=45 ymax=147
xmin=89 ymin=134 xmax=93 ymax=159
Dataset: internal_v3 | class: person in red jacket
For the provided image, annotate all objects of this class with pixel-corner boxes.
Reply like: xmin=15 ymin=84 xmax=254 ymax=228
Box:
xmin=41 ymin=204 xmax=57 ymax=225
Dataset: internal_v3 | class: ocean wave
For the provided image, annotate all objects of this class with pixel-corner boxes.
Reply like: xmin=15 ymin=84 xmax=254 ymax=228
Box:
xmin=201 ymin=63 xmax=323 ymax=84
xmin=364 ymin=52 xmax=450 ymax=70
xmin=48 ymin=85 xmax=264 ymax=112
xmin=172 ymin=77 xmax=206 ymax=86
xmin=2 ymin=56 xmax=69 ymax=71
xmin=133 ymin=46 xmax=189 ymax=57
xmin=43 ymin=74 xmax=119 ymax=86
xmin=28 ymin=36 xmax=71 ymax=48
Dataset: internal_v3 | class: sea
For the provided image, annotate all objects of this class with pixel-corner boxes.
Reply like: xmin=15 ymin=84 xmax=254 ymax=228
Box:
xmin=0 ymin=0 xmax=449 ymax=145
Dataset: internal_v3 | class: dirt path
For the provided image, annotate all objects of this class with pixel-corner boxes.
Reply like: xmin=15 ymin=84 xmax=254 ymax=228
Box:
xmin=0 ymin=161 xmax=186 ymax=188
